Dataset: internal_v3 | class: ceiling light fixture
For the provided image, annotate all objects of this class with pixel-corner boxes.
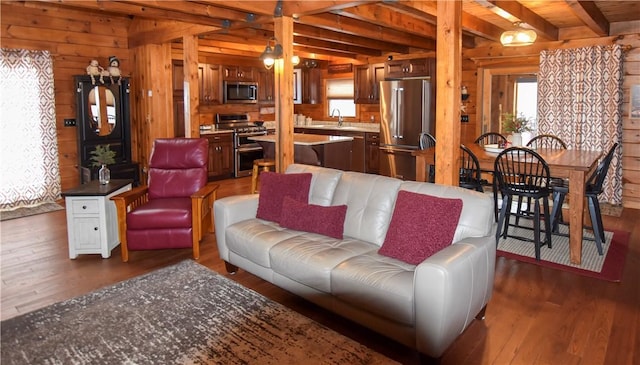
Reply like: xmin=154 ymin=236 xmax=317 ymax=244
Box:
xmin=259 ymin=37 xmax=300 ymax=69
xmin=500 ymin=22 xmax=537 ymax=47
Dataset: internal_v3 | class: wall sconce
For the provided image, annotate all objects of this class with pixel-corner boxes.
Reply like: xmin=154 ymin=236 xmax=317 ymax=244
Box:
xmin=500 ymin=22 xmax=537 ymax=47
xmin=259 ymin=37 xmax=300 ymax=70
xmin=461 ymin=85 xmax=469 ymax=101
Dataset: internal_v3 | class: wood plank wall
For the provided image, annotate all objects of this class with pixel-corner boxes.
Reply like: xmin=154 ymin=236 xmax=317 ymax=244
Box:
xmin=1 ymin=2 xmax=131 ymax=192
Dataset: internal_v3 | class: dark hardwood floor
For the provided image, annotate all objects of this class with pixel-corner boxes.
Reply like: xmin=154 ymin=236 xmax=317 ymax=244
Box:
xmin=1 ymin=176 xmax=639 ymax=365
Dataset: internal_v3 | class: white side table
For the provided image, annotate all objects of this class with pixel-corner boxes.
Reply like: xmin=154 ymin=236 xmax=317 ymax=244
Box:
xmin=62 ymin=180 xmax=132 ymax=259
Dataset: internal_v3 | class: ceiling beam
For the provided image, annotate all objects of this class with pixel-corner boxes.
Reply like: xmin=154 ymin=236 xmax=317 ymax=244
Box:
xmin=129 ymin=19 xmax=219 ymax=47
xmin=478 ymin=0 xmax=559 ymax=41
xmin=293 ymin=23 xmax=409 ymax=54
xmin=299 ymin=13 xmax=436 ymax=50
xmin=564 ymin=0 xmax=609 ymax=36
xmin=283 ymin=1 xmax=378 ymax=17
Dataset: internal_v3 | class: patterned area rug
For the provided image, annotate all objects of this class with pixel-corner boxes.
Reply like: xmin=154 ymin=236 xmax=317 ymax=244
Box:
xmin=1 ymin=260 xmax=397 ymax=365
xmin=497 ymin=220 xmax=629 ymax=282
xmin=0 ymin=202 xmax=63 ymax=221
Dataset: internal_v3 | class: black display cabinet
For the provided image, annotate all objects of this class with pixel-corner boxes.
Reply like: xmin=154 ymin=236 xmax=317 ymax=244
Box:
xmin=74 ymin=75 xmax=139 ymax=185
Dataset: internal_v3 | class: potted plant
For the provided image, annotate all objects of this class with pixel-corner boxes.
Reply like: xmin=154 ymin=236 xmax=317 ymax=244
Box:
xmin=89 ymin=144 xmax=116 ymax=184
xmin=502 ymin=113 xmax=531 ymax=146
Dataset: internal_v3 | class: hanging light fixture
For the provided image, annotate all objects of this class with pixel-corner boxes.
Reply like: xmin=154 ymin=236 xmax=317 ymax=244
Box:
xmin=500 ymin=22 xmax=537 ymax=47
xmin=259 ymin=37 xmax=300 ymax=69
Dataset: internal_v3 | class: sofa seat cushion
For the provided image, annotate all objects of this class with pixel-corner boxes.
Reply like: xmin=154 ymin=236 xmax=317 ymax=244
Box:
xmin=331 ymin=251 xmax=416 ymax=326
xmin=127 ymin=198 xmax=191 ymax=229
xmin=226 ymin=219 xmax=305 ymax=268
xmin=270 ymin=235 xmax=377 ymax=293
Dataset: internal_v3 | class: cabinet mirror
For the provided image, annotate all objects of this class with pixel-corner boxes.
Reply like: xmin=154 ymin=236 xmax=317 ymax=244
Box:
xmin=88 ymin=86 xmax=116 ymax=136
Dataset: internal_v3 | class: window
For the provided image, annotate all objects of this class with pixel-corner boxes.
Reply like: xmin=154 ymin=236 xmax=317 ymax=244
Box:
xmin=514 ymin=77 xmax=538 ymax=131
xmin=326 ymin=78 xmax=356 ymax=118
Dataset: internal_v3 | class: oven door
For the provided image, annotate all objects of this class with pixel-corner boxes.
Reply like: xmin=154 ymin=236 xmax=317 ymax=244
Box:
xmin=235 ymin=146 xmax=264 ymax=177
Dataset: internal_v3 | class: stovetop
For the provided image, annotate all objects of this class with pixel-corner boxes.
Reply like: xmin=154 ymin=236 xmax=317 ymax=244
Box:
xmin=215 ymin=113 xmax=266 ymax=133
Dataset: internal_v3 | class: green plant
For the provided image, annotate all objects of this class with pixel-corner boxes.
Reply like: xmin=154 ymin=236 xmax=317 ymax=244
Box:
xmin=502 ymin=113 xmax=532 ymax=133
xmin=89 ymin=144 xmax=116 ymax=167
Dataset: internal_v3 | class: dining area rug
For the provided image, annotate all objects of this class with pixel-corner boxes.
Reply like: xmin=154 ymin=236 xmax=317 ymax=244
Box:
xmin=497 ymin=221 xmax=629 ymax=282
xmin=1 ymin=260 xmax=397 ymax=365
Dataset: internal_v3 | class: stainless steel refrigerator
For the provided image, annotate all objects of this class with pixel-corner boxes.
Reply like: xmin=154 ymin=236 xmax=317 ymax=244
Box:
xmin=378 ymin=79 xmax=433 ymax=181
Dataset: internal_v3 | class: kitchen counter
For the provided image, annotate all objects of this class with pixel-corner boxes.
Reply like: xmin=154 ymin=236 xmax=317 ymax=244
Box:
xmin=199 ymin=128 xmax=233 ymax=135
xmin=250 ymin=133 xmax=354 ymax=170
xmin=249 ymin=133 xmax=353 ymax=145
xmin=262 ymin=121 xmax=380 ymax=133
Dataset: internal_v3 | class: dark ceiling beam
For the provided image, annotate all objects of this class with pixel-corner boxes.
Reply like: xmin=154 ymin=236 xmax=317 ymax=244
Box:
xmin=299 ymin=13 xmax=436 ymax=50
xmin=564 ymin=0 xmax=609 ymax=36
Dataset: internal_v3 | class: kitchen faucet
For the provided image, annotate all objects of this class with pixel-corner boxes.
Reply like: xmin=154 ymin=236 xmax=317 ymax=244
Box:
xmin=330 ymin=108 xmax=343 ymax=126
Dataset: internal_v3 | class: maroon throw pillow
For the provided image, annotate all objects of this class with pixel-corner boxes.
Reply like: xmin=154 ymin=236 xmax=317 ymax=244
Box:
xmin=256 ymin=172 xmax=312 ymax=222
xmin=279 ymin=196 xmax=347 ymax=239
xmin=378 ymin=190 xmax=463 ymax=265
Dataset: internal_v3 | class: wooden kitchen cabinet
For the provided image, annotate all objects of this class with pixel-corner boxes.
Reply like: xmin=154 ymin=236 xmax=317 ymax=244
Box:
xmin=366 ymin=132 xmax=379 ymax=174
xmin=199 ymin=63 xmax=222 ymax=104
xmin=354 ymin=63 xmax=385 ymax=104
xmin=206 ymin=133 xmax=233 ymax=179
xmin=257 ymin=68 xmax=275 ymax=104
xmin=385 ymin=58 xmax=434 ymax=79
xmin=222 ymin=65 xmax=254 ymax=81
xmin=301 ymin=67 xmax=322 ymax=104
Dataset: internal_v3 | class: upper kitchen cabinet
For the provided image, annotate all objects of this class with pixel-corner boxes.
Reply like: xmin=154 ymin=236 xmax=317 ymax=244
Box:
xmin=222 ymin=65 xmax=254 ymax=82
xmin=256 ymin=69 xmax=275 ymax=104
xmin=385 ymin=58 xmax=434 ymax=79
xmin=301 ymin=67 xmax=322 ymax=104
xmin=199 ymin=63 xmax=222 ymax=105
xmin=354 ymin=63 xmax=385 ymax=104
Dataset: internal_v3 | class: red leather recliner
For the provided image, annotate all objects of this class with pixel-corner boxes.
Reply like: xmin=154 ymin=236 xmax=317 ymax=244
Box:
xmin=111 ymin=138 xmax=217 ymax=262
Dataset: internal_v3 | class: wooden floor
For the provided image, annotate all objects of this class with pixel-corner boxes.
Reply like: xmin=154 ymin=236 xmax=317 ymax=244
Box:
xmin=1 ymin=176 xmax=639 ymax=365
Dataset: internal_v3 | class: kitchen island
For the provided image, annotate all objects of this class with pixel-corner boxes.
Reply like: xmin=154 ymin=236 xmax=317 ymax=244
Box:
xmin=250 ymin=133 xmax=354 ymax=171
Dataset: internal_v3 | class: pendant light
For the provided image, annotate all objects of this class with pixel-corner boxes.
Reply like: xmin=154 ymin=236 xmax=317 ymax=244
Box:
xmin=500 ymin=22 xmax=537 ymax=47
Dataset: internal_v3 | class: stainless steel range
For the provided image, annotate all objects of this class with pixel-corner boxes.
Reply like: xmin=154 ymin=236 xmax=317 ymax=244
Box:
xmin=215 ymin=113 xmax=267 ymax=177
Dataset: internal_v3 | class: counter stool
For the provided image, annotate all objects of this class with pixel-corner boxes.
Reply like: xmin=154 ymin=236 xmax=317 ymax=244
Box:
xmin=251 ymin=159 xmax=276 ymax=194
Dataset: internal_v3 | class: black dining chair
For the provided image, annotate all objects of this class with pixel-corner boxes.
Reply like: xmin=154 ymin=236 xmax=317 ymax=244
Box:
xmin=459 ymin=144 xmax=484 ymax=193
xmin=526 ymin=134 xmax=567 ymax=150
xmin=474 ymin=132 xmax=507 ymax=146
xmin=549 ymin=143 xmax=618 ymax=255
xmin=419 ymin=132 xmax=436 ymax=183
xmin=494 ymin=147 xmax=553 ymax=261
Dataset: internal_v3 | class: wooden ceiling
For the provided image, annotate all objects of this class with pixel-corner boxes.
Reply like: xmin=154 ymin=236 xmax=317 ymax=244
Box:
xmin=31 ymin=0 xmax=640 ymax=62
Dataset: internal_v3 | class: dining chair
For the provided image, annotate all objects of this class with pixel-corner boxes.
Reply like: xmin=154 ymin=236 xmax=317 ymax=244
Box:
xmin=549 ymin=143 xmax=618 ymax=255
xmin=526 ymin=134 xmax=567 ymax=150
xmin=494 ymin=147 xmax=553 ymax=260
xmin=474 ymin=132 xmax=507 ymax=146
xmin=459 ymin=144 xmax=484 ymax=193
xmin=419 ymin=132 xmax=436 ymax=183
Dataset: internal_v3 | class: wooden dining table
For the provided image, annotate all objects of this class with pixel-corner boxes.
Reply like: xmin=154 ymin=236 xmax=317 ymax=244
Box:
xmin=413 ymin=144 xmax=603 ymax=265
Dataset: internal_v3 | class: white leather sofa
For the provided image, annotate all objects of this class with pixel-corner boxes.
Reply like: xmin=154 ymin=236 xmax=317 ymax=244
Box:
xmin=214 ymin=164 xmax=496 ymax=358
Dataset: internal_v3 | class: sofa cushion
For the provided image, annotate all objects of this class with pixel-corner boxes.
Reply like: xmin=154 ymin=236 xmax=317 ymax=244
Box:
xmin=256 ymin=172 xmax=312 ymax=222
xmin=331 ymin=172 xmax=402 ymax=246
xmin=378 ymin=190 xmax=463 ymax=265
xmin=331 ymin=251 xmax=416 ymax=326
xmin=270 ymin=236 xmax=377 ymax=293
xmin=399 ymin=181 xmax=494 ymax=242
xmin=285 ymin=164 xmax=343 ymax=206
xmin=280 ymin=197 xmax=347 ymax=239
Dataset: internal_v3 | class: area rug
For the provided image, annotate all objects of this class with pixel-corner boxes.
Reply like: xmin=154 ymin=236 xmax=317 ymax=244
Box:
xmin=0 ymin=202 xmax=63 ymax=221
xmin=497 ymin=221 xmax=629 ymax=282
xmin=1 ymin=260 xmax=397 ymax=365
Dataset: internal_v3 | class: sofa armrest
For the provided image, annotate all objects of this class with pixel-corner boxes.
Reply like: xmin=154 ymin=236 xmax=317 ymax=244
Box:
xmin=214 ymin=194 xmax=259 ymax=261
xmin=413 ymin=226 xmax=496 ymax=358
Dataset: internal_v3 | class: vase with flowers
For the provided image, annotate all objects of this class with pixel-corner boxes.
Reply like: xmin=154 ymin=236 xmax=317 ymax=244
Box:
xmin=90 ymin=144 xmax=116 ymax=184
xmin=502 ymin=113 xmax=531 ymax=146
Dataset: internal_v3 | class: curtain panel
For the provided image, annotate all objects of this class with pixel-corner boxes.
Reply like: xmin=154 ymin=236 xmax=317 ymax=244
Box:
xmin=537 ymin=45 xmax=624 ymax=205
xmin=0 ymin=49 xmax=61 ymax=210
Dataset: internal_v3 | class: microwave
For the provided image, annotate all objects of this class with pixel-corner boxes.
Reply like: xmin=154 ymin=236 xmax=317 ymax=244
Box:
xmin=223 ymin=81 xmax=258 ymax=104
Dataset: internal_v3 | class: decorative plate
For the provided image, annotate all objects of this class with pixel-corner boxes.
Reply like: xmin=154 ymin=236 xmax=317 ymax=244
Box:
xmin=483 ymin=144 xmax=504 ymax=153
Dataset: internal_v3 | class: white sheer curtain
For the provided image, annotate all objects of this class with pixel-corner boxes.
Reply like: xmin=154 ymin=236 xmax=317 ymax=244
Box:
xmin=537 ymin=45 xmax=624 ymax=205
xmin=0 ymin=49 xmax=61 ymax=210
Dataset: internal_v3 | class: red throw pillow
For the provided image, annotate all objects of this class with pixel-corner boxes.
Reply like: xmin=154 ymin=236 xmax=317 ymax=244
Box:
xmin=256 ymin=172 xmax=312 ymax=222
xmin=279 ymin=196 xmax=347 ymax=239
xmin=378 ymin=190 xmax=463 ymax=265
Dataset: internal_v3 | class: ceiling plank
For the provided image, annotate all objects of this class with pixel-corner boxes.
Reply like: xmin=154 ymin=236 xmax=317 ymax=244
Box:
xmin=293 ymin=23 xmax=409 ymax=54
xmin=299 ymin=13 xmax=436 ymax=50
xmin=564 ymin=0 xmax=609 ymax=36
xmin=484 ymin=0 xmax=559 ymax=41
